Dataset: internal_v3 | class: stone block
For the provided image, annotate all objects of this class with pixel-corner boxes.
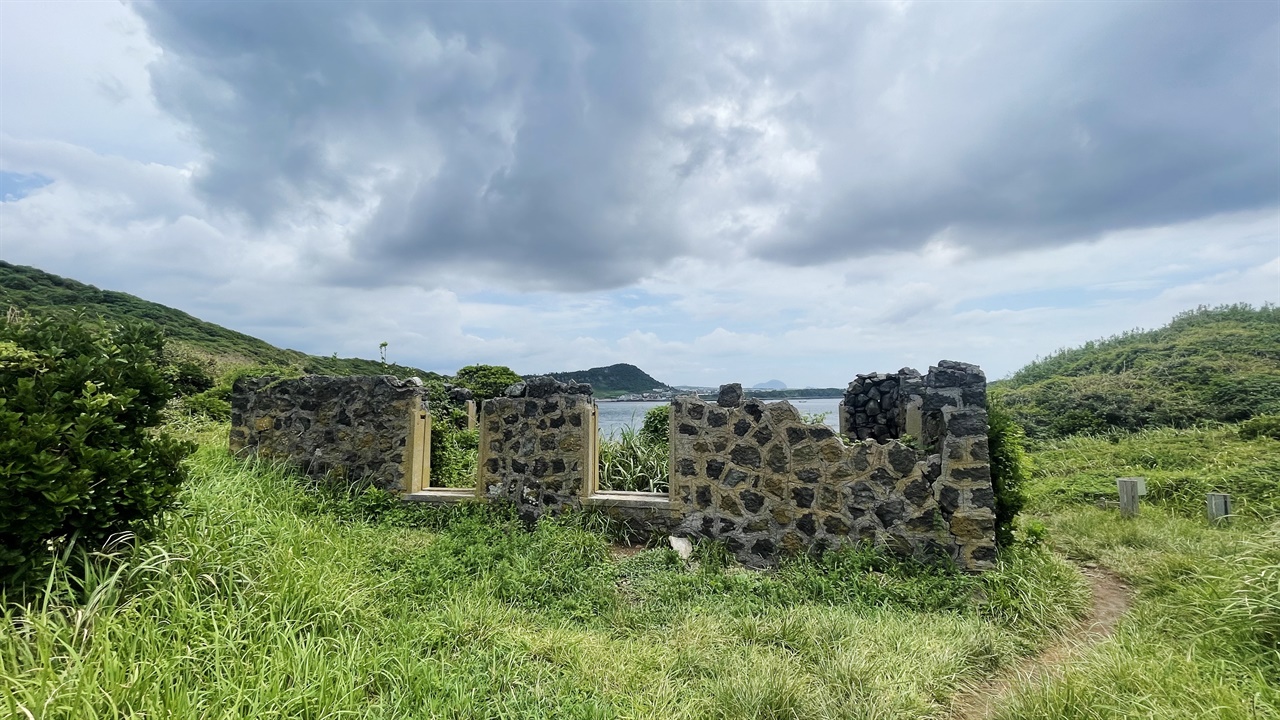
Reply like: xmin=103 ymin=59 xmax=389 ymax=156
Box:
xmin=949 ymin=510 xmax=996 ymax=540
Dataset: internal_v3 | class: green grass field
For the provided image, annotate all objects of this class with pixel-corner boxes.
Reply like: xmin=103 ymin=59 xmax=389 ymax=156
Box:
xmin=3 ymin=421 xmax=1277 ymax=719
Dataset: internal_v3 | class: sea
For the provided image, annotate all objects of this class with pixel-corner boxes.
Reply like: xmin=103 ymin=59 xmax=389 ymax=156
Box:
xmin=596 ymin=397 xmax=843 ymax=437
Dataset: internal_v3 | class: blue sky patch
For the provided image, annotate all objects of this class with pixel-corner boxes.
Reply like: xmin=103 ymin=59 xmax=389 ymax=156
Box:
xmin=0 ymin=171 xmax=53 ymax=202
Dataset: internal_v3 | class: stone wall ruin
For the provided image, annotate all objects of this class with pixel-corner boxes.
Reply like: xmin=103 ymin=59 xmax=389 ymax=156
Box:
xmin=229 ymin=374 xmax=429 ymax=492
xmin=667 ymin=361 xmax=994 ymax=569
xmin=228 ymin=360 xmax=996 ymax=570
xmin=477 ymin=376 xmax=597 ymax=523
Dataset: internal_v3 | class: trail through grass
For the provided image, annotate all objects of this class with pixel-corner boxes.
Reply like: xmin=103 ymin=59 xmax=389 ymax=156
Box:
xmin=990 ymin=427 xmax=1280 ymax=720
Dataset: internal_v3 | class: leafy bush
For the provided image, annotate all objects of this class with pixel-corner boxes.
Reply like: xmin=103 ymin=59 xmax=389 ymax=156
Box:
xmin=433 ymin=427 xmax=479 ymax=488
xmin=183 ymin=392 xmax=232 ymax=421
xmin=0 ymin=312 xmax=194 ymax=584
xmin=988 ymin=393 xmax=1030 ymax=546
xmin=453 ymin=364 xmax=523 ymax=400
xmin=1239 ymin=414 xmax=1280 ymax=441
xmin=640 ymin=403 xmax=670 ymax=447
xmin=159 ymin=344 xmax=216 ymax=396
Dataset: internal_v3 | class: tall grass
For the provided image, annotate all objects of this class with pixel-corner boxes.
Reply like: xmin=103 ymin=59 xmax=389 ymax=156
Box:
xmin=2 ymin=438 xmax=1088 ymax=719
xmin=995 ymin=422 xmax=1280 ymax=719
xmin=598 ymin=425 xmax=669 ymax=493
xmin=996 ymin=509 xmax=1280 ymax=719
xmin=1026 ymin=424 xmax=1280 ymax=518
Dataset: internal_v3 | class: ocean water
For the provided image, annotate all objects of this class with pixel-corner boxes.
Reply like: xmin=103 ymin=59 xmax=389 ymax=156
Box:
xmin=595 ymin=397 xmax=842 ymax=437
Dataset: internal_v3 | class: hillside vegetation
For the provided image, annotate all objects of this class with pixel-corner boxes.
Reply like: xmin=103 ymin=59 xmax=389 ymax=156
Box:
xmin=996 ymin=304 xmax=1280 ymax=437
xmin=543 ymin=363 xmax=669 ymax=397
xmin=0 ymin=261 xmax=441 ymax=381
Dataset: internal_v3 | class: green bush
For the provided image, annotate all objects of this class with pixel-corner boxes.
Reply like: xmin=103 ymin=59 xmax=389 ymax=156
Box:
xmin=453 ymin=364 xmax=523 ymax=400
xmin=0 ymin=313 xmax=194 ymax=584
xmin=997 ymin=304 xmax=1280 ymax=438
xmin=639 ymin=403 xmax=670 ymax=447
xmin=1239 ymin=414 xmax=1280 ymax=441
xmin=433 ymin=426 xmax=479 ymax=488
xmin=988 ymin=393 xmax=1030 ymax=546
xmin=183 ymin=392 xmax=232 ymax=421
xmin=159 ymin=344 xmax=216 ymax=396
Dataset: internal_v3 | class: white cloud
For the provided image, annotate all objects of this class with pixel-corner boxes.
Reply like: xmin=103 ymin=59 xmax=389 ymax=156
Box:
xmin=1 ymin=1 xmax=1276 ymax=392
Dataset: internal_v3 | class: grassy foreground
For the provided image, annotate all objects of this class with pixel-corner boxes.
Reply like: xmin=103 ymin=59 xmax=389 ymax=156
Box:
xmin=2 ymin=426 xmax=1087 ymax=719
xmin=3 ymin=422 xmax=1276 ymax=719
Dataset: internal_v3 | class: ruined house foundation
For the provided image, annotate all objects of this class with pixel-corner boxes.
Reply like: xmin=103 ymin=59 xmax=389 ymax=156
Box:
xmin=230 ymin=361 xmax=996 ymax=570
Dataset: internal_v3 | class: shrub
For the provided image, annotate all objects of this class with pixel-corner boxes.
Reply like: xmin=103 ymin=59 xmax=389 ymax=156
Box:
xmin=988 ymin=392 xmax=1030 ymax=546
xmin=1239 ymin=414 xmax=1280 ymax=441
xmin=639 ymin=403 xmax=670 ymax=447
xmin=433 ymin=426 xmax=479 ymax=488
xmin=0 ymin=312 xmax=194 ymax=584
xmin=159 ymin=345 xmax=216 ymax=396
xmin=183 ymin=392 xmax=232 ymax=421
xmin=453 ymin=364 xmax=523 ymax=400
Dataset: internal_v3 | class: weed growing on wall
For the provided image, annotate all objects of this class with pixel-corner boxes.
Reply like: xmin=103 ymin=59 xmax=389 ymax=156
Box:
xmin=988 ymin=392 xmax=1031 ymax=546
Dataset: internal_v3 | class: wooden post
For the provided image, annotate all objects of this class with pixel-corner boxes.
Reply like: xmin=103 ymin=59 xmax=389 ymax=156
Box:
xmin=1207 ymin=493 xmax=1231 ymax=525
xmin=406 ymin=408 xmax=430 ymax=493
xmin=465 ymin=399 xmax=477 ymax=431
xmin=1117 ymin=477 xmax=1141 ymax=518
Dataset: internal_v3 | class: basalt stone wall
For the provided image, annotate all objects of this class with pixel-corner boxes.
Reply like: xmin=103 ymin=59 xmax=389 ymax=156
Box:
xmin=841 ymin=361 xmax=985 ymax=456
xmin=229 ymin=375 xmax=426 ymax=491
xmin=841 ymin=370 xmax=917 ymax=442
xmin=670 ymin=362 xmax=995 ymax=570
xmin=478 ymin=377 xmax=595 ymax=524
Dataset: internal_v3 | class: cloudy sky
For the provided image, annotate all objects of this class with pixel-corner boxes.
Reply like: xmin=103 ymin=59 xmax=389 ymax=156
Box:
xmin=2 ymin=1 xmax=1277 ymax=388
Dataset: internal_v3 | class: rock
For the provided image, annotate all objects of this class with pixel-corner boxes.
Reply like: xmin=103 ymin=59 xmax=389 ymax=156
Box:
xmin=524 ymin=376 xmax=560 ymax=398
xmin=717 ymin=383 xmax=743 ymax=408
xmin=505 ymin=381 xmax=527 ymax=398
xmin=404 ymin=376 xmax=424 ymax=387
xmin=669 ymin=536 xmax=694 ymax=560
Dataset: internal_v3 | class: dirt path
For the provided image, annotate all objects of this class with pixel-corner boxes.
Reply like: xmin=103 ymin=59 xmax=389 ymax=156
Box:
xmin=949 ymin=564 xmax=1132 ymax=720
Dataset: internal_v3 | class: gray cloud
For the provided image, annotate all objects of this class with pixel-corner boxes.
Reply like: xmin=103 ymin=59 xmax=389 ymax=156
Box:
xmin=133 ymin=1 xmax=1279 ymax=288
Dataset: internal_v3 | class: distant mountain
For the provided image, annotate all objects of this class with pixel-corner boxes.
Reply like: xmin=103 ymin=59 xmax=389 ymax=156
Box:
xmin=541 ymin=363 xmax=669 ymax=398
xmin=996 ymin=304 xmax=1280 ymax=437
xmin=744 ymin=388 xmax=844 ymax=400
xmin=753 ymin=379 xmax=787 ymax=389
xmin=0 ymin=261 xmax=443 ymax=381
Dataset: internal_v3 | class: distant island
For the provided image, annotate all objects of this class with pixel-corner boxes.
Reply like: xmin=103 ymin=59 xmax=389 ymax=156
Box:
xmin=753 ymin=379 xmax=787 ymax=389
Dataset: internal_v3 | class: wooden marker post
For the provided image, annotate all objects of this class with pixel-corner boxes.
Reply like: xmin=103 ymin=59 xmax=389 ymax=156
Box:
xmin=465 ymin=399 xmax=477 ymax=431
xmin=1117 ymin=477 xmax=1141 ymax=518
xmin=1207 ymin=493 xmax=1231 ymax=525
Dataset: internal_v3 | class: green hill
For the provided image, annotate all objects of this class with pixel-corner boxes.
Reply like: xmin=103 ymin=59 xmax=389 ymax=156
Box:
xmin=996 ymin=304 xmax=1280 ymax=437
xmin=541 ymin=363 xmax=669 ymax=398
xmin=0 ymin=261 xmax=442 ymax=381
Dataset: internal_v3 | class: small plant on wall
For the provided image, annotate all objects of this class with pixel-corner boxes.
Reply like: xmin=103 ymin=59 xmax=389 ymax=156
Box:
xmin=988 ymin=391 xmax=1031 ymax=546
